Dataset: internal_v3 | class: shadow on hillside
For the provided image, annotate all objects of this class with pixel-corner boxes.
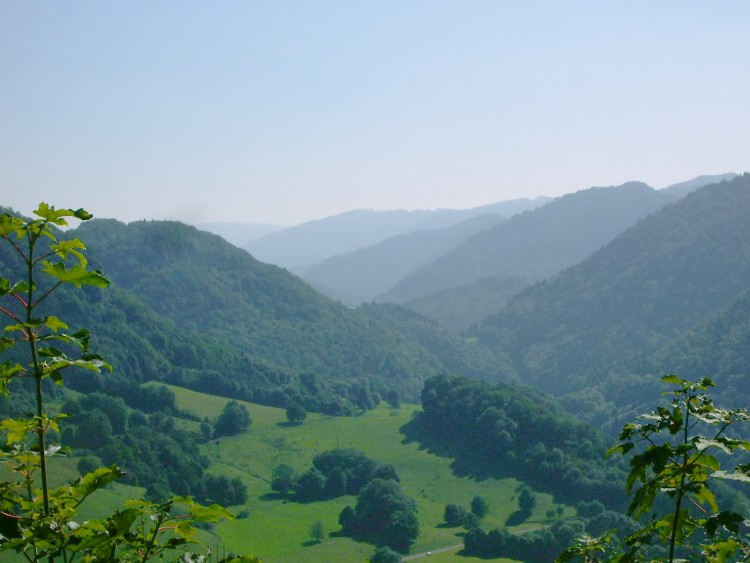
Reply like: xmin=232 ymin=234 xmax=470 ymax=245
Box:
xmin=505 ymin=509 xmax=531 ymax=527
xmin=400 ymin=415 xmax=503 ymax=481
xmin=301 ymin=539 xmax=321 ymax=547
xmin=276 ymin=421 xmax=302 ymax=427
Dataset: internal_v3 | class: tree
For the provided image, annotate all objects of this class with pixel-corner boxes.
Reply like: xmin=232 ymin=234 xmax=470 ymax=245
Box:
xmin=324 ymin=466 xmax=348 ymax=498
xmin=271 ymin=463 xmax=297 ymax=494
xmin=471 ymin=495 xmax=489 ymax=518
xmin=286 ymin=400 xmax=307 ymax=424
xmin=444 ymin=503 xmax=467 ymax=527
xmin=310 ymin=520 xmax=325 ymax=543
xmin=559 ymin=375 xmax=750 ymax=562
xmin=214 ymin=399 xmax=252 ymax=437
xmin=0 ymin=205 xmax=252 ymax=562
xmin=370 ymin=545 xmax=402 ymax=563
xmin=385 ymin=389 xmax=401 ymax=409
xmin=296 ymin=468 xmax=326 ymax=501
xmin=519 ymin=486 xmax=537 ymax=514
xmin=340 ymin=478 xmax=419 ymax=552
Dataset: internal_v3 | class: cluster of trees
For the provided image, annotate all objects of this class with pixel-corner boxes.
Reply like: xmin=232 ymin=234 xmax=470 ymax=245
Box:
xmin=443 ymin=495 xmax=490 ymax=528
xmin=463 ymin=502 xmax=636 ymax=561
xmin=418 ymin=374 xmax=626 ymax=508
xmin=270 ymin=449 xmax=418 ymax=551
xmin=272 ymin=448 xmax=399 ymax=502
xmin=339 ymin=478 xmax=419 ymax=552
xmin=59 ymin=393 xmax=248 ymax=507
xmin=214 ymin=400 xmax=252 ymax=437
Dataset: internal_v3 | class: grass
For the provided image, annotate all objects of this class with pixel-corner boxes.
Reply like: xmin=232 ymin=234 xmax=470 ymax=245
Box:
xmin=166 ymin=384 xmax=572 ymax=562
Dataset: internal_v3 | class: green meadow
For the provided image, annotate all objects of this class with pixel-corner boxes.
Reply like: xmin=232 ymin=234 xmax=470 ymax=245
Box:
xmin=167 ymin=385 xmax=572 ymax=562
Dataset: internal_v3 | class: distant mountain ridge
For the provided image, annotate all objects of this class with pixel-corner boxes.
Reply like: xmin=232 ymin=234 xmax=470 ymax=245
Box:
xmin=660 ymin=172 xmax=737 ymax=197
xmin=303 ymin=213 xmax=506 ymax=305
xmin=379 ymin=181 xmax=677 ymax=303
xmin=196 ymin=222 xmax=284 ymax=247
xmin=243 ymin=197 xmax=551 ymax=272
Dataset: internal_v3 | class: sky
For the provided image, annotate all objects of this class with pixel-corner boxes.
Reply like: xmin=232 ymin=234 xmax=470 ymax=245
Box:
xmin=1 ymin=1 xmax=748 ymax=227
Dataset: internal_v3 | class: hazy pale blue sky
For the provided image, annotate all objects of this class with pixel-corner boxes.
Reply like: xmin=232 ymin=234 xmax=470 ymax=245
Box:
xmin=1 ymin=1 xmax=748 ymax=225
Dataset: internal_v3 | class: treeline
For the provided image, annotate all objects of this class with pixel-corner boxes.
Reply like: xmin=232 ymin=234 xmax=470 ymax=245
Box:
xmin=464 ymin=501 xmax=637 ymax=562
xmin=59 ymin=392 xmax=247 ymax=507
xmin=52 ymin=281 xmax=407 ymax=418
xmin=417 ymin=374 xmax=627 ymax=509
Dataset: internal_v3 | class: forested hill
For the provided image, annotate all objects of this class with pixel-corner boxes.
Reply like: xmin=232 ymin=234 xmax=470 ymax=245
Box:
xmin=644 ymin=291 xmax=750 ymax=410
xmin=379 ymin=181 xmax=676 ymax=303
xmin=66 ymin=218 xmax=513 ymax=404
xmin=473 ymin=174 xmax=750 ymax=401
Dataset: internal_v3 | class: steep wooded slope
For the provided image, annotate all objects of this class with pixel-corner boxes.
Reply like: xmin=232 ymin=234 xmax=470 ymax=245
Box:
xmin=644 ymin=291 xmax=750 ymax=409
xmin=474 ymin=174 xmax=750 ymax=397
xmin=379 ymin=182 xmax=676 ymax=303
xmin=303 ymin=214 xmax=504 ymax=305
xmin=70 ymin=219 xmax=513 ymax=401
xmin=358 ymin=303 xmax=517 ymax=382
xmin=403 ymin=276 xmax=533 ymax=332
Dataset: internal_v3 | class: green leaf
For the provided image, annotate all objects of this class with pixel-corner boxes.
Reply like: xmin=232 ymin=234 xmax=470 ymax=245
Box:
xmin=693 ymin=485 xmax=718 ymax=512
xmin=187 ymin=502 xmax=235 ymax=523
xmin=40 ymin=261 xmax=109 ymax=288
xmin=0 ymin=417 xmax=34 ymax=444
xmin=174 ymin=520 xmax=197 ymax=540
xmin=606 ymin=442 xmax=634 ymax=458
xmin=0 ymin=214 xmax=25 ymax=236
xmin=38 ymin=347 xmax=65 ymax=358
xmin=107 ymin=507 xmax=140 ymax=536
xmin=661 ymin=374 xmax=684 ymax=385
xmin=33 ymin=203 xmax=84 ymax=226
xmin=44 ymin=316 xmax=68 ymax=332
xmin=72 ymin=465 xmax=126 ymax=499
xmin=50 ymin=238 xmax=88 ymax=267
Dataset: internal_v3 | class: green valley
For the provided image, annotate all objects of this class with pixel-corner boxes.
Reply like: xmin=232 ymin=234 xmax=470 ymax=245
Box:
xmin=166 ymin=384 xmax=570 ymax=561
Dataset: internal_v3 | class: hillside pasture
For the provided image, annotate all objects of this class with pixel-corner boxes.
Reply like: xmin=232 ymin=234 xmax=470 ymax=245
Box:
xmin=168 ymin=385 xmax=570 ymax=561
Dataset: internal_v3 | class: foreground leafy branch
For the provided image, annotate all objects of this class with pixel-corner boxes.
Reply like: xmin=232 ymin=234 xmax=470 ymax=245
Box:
xmin=0 ymin=205 xmax=256 ymax=562
xmin=559 ymin=375 xmax=750 ymax=562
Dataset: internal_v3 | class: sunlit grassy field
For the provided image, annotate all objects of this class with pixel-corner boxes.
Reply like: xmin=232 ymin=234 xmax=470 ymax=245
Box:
xmin=168 ymin=385 xmax=571 ymax=562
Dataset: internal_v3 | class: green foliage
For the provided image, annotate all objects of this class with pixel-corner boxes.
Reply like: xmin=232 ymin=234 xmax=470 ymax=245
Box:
xmin=519 ymin=486 xmax=537 ymax=513
xmin=309 ymin=520 xmax=324 ymax=543
xmin=0 ymin=205 xmax=250 ymax=562
xmin=270 ymin=464 xmax=297 ymax=494
xmin=286 ymin=448 xmax=402 ymax=503
xmin=339 ymin=478 xmax=419 ymax=552
xmin=286 ymin=400 xmax=307 ymax=424
xmin=416 ymin=374 xmax=625 ymax=508
xmin=214 ymin=400 xmax=252 ymax=438
xmin=559 ymin=375 xmax=750 ymax=562
xmin=471 ymin=495 xmax=489 ymax=518
xmin=370 ymin=544 xmax=403 ymax=563
xmin=443 ymin=503 xmax=466 ymax=527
